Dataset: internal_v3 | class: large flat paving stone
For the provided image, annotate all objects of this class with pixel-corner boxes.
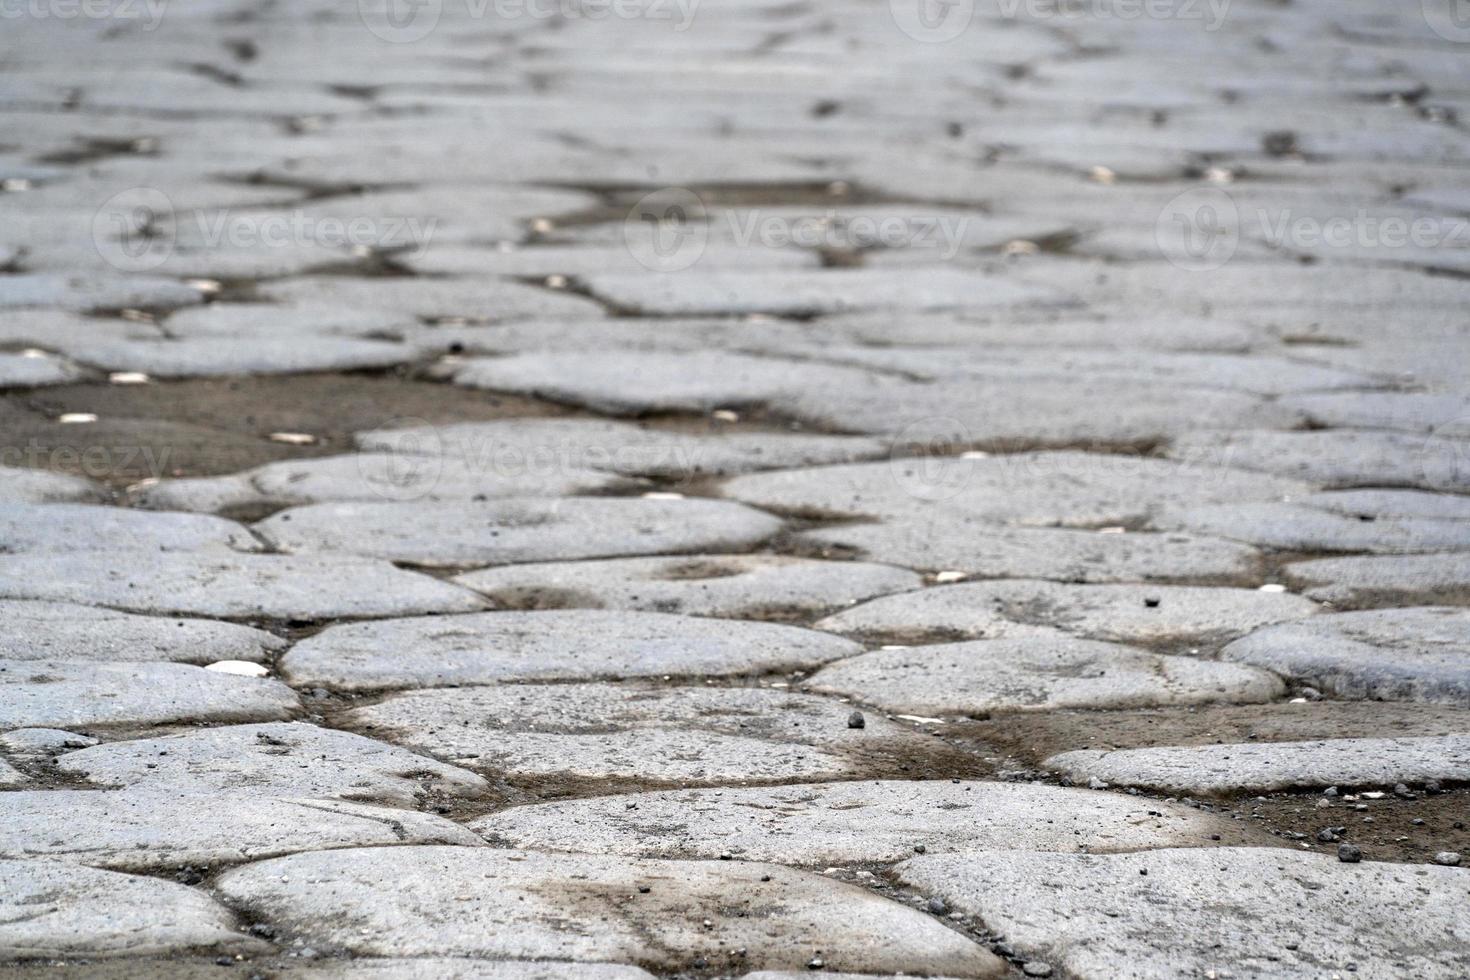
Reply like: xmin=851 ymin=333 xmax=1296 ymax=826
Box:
xmin=453 ymin=554 xmax=922 ymax=618
xmin=0 ymin=350 xmax=81 ymax=388
xmin=1046 ymin=733 xmax=1470 ymax=795
xmin=348 ymin=683 xmax=922 ymax=785
xmin=799 ymin=522 xmax=1263 ymax=583
xmin=818 ymin=580 xmax=1318 ymax=648
xmin=896 ymin=848 xmax=1470 ymax=980
xmin=1300 ymin=489 xmax=1470 ymax=522
xmin=356 ymin=418 xmax=887 ymax=479
xmin=284 ymin=610 xmax=861 ymax=691
xmin=258 ymin=275 xmax=604 ymax=322
xmin=0 ymin=859 xmax=257 ymax=960
xmin=722 ymin=451 xmax=1311 ymax=525
xmin=137 ymin=453 xmax=623 ymax=513
xmin=253 ymin=497 xmax=782 ymax=567
xmin=0 ymin=792 xmax=482 ymax=870
xmin=1155 ymin=501 xmax=1470 ymax=553
xmin=0 ymin=759 xmax=27 ymax=787
xmin=807 ymin=634 xmax=1283 ymax=717
xmin=0 ymin=273 xmax=203 ymax=312
xmin=0 ymin=503 xmax=260 ymax=553
xmin=1 ymin=661 xmax=298 ymax=729
xmin=1168 ymin=429 xmax=1470 ymax=492
xmin=55 ymin=723 xmax=488 ymax=805
xmin=214 ymin=847 xmax=1005 ymax=976
xmin=0 ymin=961 xmax=659 ymax=979
xmin=472 ymin=780 xmax=1261 ymax=863
xmin=1223 ymin=608 xmax=1470 ymax=706
xmin=0 ymin=465 xmax=103 ymax=504
xmin=73 ymin=335 xmax=415 ymax=379
xmin=1286 ymin=553 xmax=1470 ymax=607
xmin=0 ymin=552 xmax=486 ymax=619
xmin=0 ymin=600 xmax=283 ymax=663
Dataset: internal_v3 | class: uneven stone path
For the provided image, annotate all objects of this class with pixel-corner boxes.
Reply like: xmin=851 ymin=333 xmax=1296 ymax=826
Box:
xmin=2 ymin=0 xmax=1470 ymax=977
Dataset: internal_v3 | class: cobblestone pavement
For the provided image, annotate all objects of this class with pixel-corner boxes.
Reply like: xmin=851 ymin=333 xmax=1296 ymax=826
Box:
xmin=3 ymin=0 xmax=1470 ymax=977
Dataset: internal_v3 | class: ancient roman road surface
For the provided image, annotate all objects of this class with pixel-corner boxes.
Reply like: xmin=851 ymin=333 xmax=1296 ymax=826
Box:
xmin=3 ymin=0 xmax=1470 ymax=977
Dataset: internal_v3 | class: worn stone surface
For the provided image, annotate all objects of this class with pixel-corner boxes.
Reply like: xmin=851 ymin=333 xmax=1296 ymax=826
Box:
xmin=1155 ymin=501 xmax=1470 ymax=553
xmin=0 ymin=858 xmax=256 ymax=959
xmin=348 ymin=683 xmax=921 ymax=784
xmin=0 ymin=466 xmax=103 ymax=504
xmin=1222 ymin=608 xmax=1470 ymax=706
xmin=897 ymin=848 xmax=1470 ymax=980
xmin=0 ymin=792 xmax=483 ymax=870
xmin=818 ymin=580 xmax=1318 ymax=648
xmin=284 ymin=610 xmax=861 ymax=691
xmin=807 ymin=634 xmax=1283 ymax=716
xmin=0 ymin=502 xmax=259 ymax=553
xmin=453 ymin=554 xmax=922 ymax=618
xmin=356 ymin=419 xmax=888 ymax=479
xmin=0 ymin=600 xmax=284 ymax=663
xmin=254 ymin=497 xmax=783 ymax=566
xmin=1047 ymin=734 xmax=1470 ymax=795
xmin=797 ymin=522 xmax=1264 ymax=583
xmin=1168 ymin=429 xmax=1470 ymax=492
xmin=0 ymin=552 xmax=486 ymax=619
xmin=0 ymin=661 xmax=298 ymax=729
xmin=0 ymin=727 xmax=96 ymax=757
xmin=1286 ymin=553 xmax=1470 ymax=607
xmin=56 ymin=722 xmax=488 ymax=805
xmin=0 ymin=758 xmax=27 ymax=787
xmin=473 ymin=780 xmax=1260 ymax=863
xmin=215 ymin=847 xmax=1005 ymax=975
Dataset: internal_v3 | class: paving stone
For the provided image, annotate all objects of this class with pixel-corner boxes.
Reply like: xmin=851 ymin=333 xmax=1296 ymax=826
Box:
xmin=0 ymin=465 xmax=103 ymax=504
xmin=1222 ymin=607 xmax=1470 ymax=706
xmin=1286 ymin=553 xmax=1470 ymax=607
xmin=453 ymin=554 xmax=922 ymax=618
xmin=798 ymin=522 xmax=1264 ymax=583
xmin=0 ymin=600 xmax=284 ymax=663
xmin=1 ymin=661 xmax=297 ymax=729
xmin=0 ymin=274 xmax=203 ymax=312
xmin=214 ymin=847 xmax=1005 ymax=975
xmin=254 ymin=497 xmax=783 ymax=567
xmin=582 ymin=267 xmax=1057 ymax=316
xmin=0 ymin=552 xmax=486 ymax=619
xmin=137 ymin=453 xmax=621 ymax=513
xmin=0 ymin=792 xmax=483 ymax=870
xmin=258 ymin=276 xmax=604 ymax=321
xmin=807 ymin=633 xmax=1282 ymax=716
xmin=0 ymin=350 xmax=81 ymax=388
xmin=284 ymin=610 xmax=861 ymax=691
xmin=56 ymin=723 xmax=489 ymax=805
xmin=818 ymin=580 xmax=1318 ymax=648
xmin=73 ymin=335 xmax=416 ymax=378
xmin=472 ymin=780 xmax=1260 ymax=863
xmin=1155 ymin=501 xmax=1470 ymax=553
xmin=0 ymin=727 xmax=96 ymax=757
xmin=355 ymin=419 xmax=888 ymax=479
xmin=896 ymin=848 xmax=1470 ymax=980
xmin=0 ymin=758 xmax=27 ymax=787
xmin=1168 ymin=429 xmax=1470 ymax=492
xmin=0 ymin=961 xmax=661 ymax=979
xmin=162 ymin=302 xmax=412 ymax=339
xmin=1281 ymin=391 xmax=1470 ymax=434
xmin=1298 ymin=489 xmax=1470 ymax=522
xmin=0 ymin=858 xmax=257 ymax=960
xmin=1046 ymin=733 xmax=1470 ymax=795
xmin=721 ymin=451 xmax=1311 ymax=525
xmin=0 ymin=503 xmax=260 ymax=553
xmin=348 ymin=682 xmax=921 ymax=784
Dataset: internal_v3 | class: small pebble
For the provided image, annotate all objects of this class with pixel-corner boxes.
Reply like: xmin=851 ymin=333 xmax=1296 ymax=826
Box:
xmin=927 ymin=896 xmax=947 ymax=914
xmin=1433 ymin=852 xmax=1461 ymax=867
xmin=1337 ymin=843 xmax=1362 ymax=863
xmin=847 ymin=710 xmax=866 ymax=730
xmin=1023 ymin=962 xmax=1054 ymax=978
